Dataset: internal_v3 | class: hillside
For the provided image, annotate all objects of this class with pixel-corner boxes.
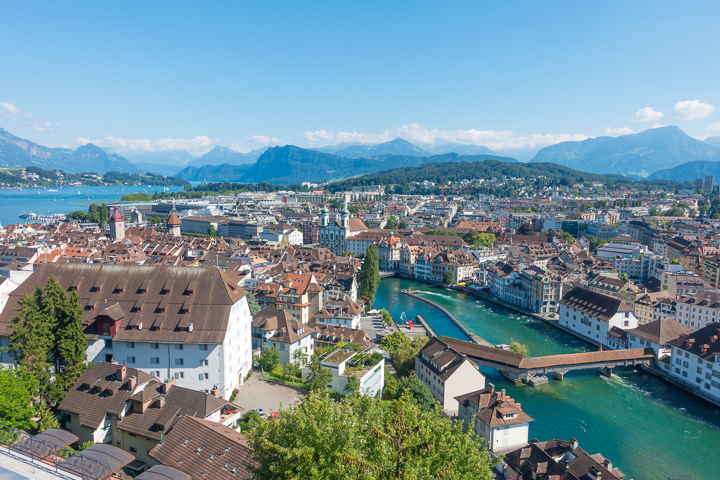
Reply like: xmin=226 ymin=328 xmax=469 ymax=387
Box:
xmin=426 ymin=143 xmax=499 ymax=156
xmin=70 ymin=144 xmax=141 ymax=174
xmin=175 ymin=145 xmax=517 ymax=183
xmin=705 ymin=137 xmax=720 ymax=150
xmin=648 ymin=160 xmax=720 ymax=181
xmin=530 ymin=126 xmax=720 ymax=177
xmin=326 ymin=159 xmax=638 ymax=193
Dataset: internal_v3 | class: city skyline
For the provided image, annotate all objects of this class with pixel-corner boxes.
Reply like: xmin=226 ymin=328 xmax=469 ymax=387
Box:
xmin=1 ymin=1 xmax=719 ymax=156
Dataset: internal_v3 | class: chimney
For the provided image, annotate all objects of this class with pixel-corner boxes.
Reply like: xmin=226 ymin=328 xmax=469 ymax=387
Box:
xmin=702 ymin=344 xmax=710 ymax=353
xmin=156 ymin=396 xmax=166 ymax=408
xmin=211 ymin=386 xmax=221 ymax=397
xmin=488 ymin=383 xmax=494 ymax=394
xmin=116 ymin=364 xmax=126 ymax=381
xmin=570 ymin=437 xmax=578 ymax=450
xmin=161 ymin=378 xmax=176 ymax=394
xmin=500 ymin=389 xmax=506 ymax=399
xmin=128 ymin=375 xmax=137 ymax=390
xmin=588 ymin=465 xmax=602 ymax=480
xmin=603 ymin=459 xmax=613 ymax=472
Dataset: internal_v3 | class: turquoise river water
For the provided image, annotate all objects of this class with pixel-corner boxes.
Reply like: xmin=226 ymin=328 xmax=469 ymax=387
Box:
xmin=375 ymin=277 xmax=720 ymax=480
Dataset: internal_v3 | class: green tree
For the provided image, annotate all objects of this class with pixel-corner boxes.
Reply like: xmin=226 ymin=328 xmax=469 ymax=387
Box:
xmin=292 ymin=347 xmax=309 ymax=367
xmin=394 ymin=375 xmax=436 ymax=411
xmin=51 ymin=289 xmax=88 ymax=403
xmin=99 ymin=203 xmax=109 ymax=227
xmin=305 ymin=357 xmax=333 ymax=393
xmin=385 ymin=215 xmax=398 ymax=229
xmin=558 ymin=231 xmax=574 ymax=244
xmin=392 ymin=336 xmax=429 ymax=376
xmin=381 ymin=308 xmax=394 ymax=327
xmin=380 ymin=332 xmax=411 ymax=355
xmin=443 ymin=270 xmax=456 ymax=285
xmin=245 ymin=391 xmax=497 ymax=479
xmin=9 ymin=285 xmax=53 ymax=399
xmin=344 ymin=372 xmax=361 ymax=395
xmin=398 ymin=220 xmax=408 ymax=230
xmin=359 ymin=244 xmax=380 ymax=304
xmin=518 ymin=223 xmax=534 ymax=235
xmin=208 ymin=225 xmax=218 ymax=236
xmin=246 ymin=292 xmax=262 ymax=315
xmin=258 ymin=346 xmax=280 ymax=372
xmin=35 ymin=401 xmax=60 ymax=433
xmin=509 ymin=338 xmax=531 ymax=357
xmin=383 ymin=367 xmax=398 ymax=398
xmin=0 ymin=366 xmax=39 ymax=430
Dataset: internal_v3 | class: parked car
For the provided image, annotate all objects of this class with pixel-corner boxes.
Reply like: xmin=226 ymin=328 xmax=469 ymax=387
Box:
xmin=254 ymin=407 xmax=266 ymax=418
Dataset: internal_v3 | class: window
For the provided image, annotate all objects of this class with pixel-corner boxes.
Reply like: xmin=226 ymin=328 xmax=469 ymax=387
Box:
xmin=151 ymin=357 xmax=160 ymax=365
xmin=204 ymin=373 xmax=209 ymax=380
xmin=200 ymin=344 xmax=208 ymax=351
xmin=127 ymin=342 xmax=135 ymax=348
xmin=129 ymin=447 xmax=137 ymax=453
xmin=176 ymin=358 xmax=184 ymax=366
xmin=698 ymin=367 xmax=703 ymax=374
xmin=180 ymin=372 xmax=184 ymax=379
xmin=151 ymin=343 xmax=159 ymax=349
xmin=104 ymin=339 xmax=113 ymax=349
xmin=184 ymin=438 xmax=191 ymax=445
xmin=105 ymin=354 xmax=113 ymax=362
xmin=175 ymin=344 xmax=184 ymax=350
xmin=126 ymin=356 xmax=136 ymax=364
xmin=210 ymin=454 xmax=217 ymax=460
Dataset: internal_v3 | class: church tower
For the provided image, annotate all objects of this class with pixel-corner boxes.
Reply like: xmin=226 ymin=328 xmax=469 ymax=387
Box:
xmin=109 ymin=206 xmax=125 ymax=241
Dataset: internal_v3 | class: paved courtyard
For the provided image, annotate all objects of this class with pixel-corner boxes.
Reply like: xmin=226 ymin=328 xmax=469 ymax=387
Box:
xmin=232 ymin=371 xmax=304 ymax=415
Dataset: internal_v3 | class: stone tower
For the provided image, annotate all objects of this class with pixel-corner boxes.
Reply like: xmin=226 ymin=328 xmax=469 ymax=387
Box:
xmin=109 ymin=206 xmax=125 ymax=241
xmin=167 ymin=210 xmax=182 ymax=236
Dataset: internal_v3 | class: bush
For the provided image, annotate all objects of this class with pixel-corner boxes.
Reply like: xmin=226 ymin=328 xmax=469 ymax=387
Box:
xmin=381 ymin=308 xmax=393 ymax=326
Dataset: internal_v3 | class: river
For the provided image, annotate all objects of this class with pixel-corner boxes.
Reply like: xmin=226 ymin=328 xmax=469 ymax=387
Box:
xmin=0 ymin=185 xmax=183 ymax=227
xmin=375 ymin=277 xmax=720 ymax=480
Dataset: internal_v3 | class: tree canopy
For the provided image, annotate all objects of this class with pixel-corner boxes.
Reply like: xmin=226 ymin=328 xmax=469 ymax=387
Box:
xmin=245 ymin=391 xmax=497 ymax=479
xmin=359 ymin=244 xmax=380 ymax=304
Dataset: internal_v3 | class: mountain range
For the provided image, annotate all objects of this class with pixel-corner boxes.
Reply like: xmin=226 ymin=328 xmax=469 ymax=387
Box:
xmin=0 ymin=128 xmax=140 ymax=174
xmin=530 ymin=126 xmax=720 ymax=178
xmin=175 ymin=146 xmax=516 ymax=183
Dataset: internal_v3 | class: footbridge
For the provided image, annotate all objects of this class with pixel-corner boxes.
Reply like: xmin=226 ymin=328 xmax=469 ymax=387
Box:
xmin=439 ymin=336 xmax=656 ymax=381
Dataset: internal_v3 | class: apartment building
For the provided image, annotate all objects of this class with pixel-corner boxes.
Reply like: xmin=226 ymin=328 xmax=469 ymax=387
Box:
xmin=251 ymin=308 xmax=313 ymax=365
xmin=667 ymin=323 xmax=720 ymax=404
xmin=559 ymin=287 xmax=639 ymax=346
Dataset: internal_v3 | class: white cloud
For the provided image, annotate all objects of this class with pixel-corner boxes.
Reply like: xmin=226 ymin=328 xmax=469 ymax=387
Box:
xmin=0 ymin=100 xmax=59 ymax=132
xmin=603 ymin=127 xmax=635 ymax=137
xmin=228 ymin=143 xmax=252 ymax=153
xmin=703 ymin=122 xmax=720 ymax=139
xmin=247 ymin=135 xmax=281 ymax=145
xmin=632 ymin=107 xmax=663 ymax=122
xmin=651 ymin=123 xmax=666 ymax=129
xmin=671 ymin=100 xmax=716 ymax=120
xmin=302 ymin=123 xmax=589 ymax=151
xmin=76 ymin=135 xmax=216 ymax=155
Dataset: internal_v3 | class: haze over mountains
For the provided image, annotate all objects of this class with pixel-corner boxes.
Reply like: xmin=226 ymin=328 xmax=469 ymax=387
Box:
xmin=2 ymin=125 xmax=720 ymax=183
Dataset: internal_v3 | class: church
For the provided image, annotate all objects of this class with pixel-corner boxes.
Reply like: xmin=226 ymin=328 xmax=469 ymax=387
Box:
xmin=318 ymin=203 xmax=367 ymax=255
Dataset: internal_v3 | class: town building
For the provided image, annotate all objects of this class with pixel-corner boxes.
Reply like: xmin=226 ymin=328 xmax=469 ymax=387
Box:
xmin=455 ymin=384 xmax=533 ymax=453
xmin=302 ymin=345 xmax=385 ymax=397
xmin=415 ymin=337 xmax=486 ymax=414
xmin=259 ymin=222 xmax=303 ymax=245
xmin=313 ymin=296 xmax=363 ymax=329
xmin=559 ymin=287 xmax=639 ymax=346
xmin=59 ymin=362 xmax=241 ymax=466
xmin=667 ymin=322 xmax=720 ymax=404
xmin=675 ymin=291 xmax=720 ymax=331
xmin=0 ymin=264 xmax=253 ymax=399
xmin=661 ymin=271 xmax=714 ymax=298
xmin=251 ymin=308 xmax=313 ymax=365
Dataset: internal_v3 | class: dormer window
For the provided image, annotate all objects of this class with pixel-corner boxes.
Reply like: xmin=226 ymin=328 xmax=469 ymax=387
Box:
xmin=196 ymin=445 xmax=204 ymax=453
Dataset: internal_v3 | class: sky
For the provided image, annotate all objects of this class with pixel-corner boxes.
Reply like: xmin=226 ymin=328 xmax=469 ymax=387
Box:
xmin=1 ymin=1 xmax=720 ymax=158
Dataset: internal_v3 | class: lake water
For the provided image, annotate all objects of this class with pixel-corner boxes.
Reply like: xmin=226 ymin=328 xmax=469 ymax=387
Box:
xmin=376 ymin=277 xmax=720 ymax=480
xmin=0 ymin=186 xmax=183 ymax=227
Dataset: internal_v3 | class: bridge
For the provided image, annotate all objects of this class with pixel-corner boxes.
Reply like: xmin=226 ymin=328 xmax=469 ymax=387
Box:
xmin=439 ymin=336 xmax=656 ymax=381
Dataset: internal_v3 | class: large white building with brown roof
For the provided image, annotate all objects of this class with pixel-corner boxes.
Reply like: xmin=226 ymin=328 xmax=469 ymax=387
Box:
xmin=0 ymin=264 xmax=253 ymax=399
xmin=251 ymin=308 xmax=314 ymax=365
xmin=559 ymin=287 xmax=639 ymax=347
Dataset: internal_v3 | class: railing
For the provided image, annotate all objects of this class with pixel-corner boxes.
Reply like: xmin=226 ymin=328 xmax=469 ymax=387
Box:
xmin=0 ymin=423 xmax=112 ymax=480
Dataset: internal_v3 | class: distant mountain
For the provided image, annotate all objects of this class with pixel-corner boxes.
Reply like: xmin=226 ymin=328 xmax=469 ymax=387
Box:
xmin=334 ymin=138 xmax=429 ymax=158
xmin=175 ymin=145 xmax=516 ymax=183
xmin=0 ymin=128 xmax=140 ymax=174
xmin=705 ymin=136 xmax=720 ymax=150
xmin=70 ymin=144 xmax=141 ymax=174
xmin=311 ymin=142 xmax=362 ymax=154
xmin=188 ymin=146 xmax=261 ymax=168
xmin=426 ymin=143 xmax=499 ymax=156
xmin=530 ymin=126 xmax=720 ymax=177
xmin=648 ymin=161 xmax=720 ymax=181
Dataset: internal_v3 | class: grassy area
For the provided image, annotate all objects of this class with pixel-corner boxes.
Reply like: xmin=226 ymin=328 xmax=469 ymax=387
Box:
xmin=263 ymin=371 xmax=306 ymax=389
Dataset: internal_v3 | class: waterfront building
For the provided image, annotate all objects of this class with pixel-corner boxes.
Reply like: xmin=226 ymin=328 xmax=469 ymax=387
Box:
xmin=501 ymin=438 xmax=626 ymax=480
xmin=675 ymin=291 xmax=720 ymax=331
xmin=415 ymin=337 xmax=486 ymax=414
xmin=633 ymin=291 xmax=674 ymax=324
xmin=166 ymin=211 xmax=181 ymax=236
xmin=519 ymin=266 xmax=563 ymax=314
xmin=702 ymin=254 xmax=720 ymax=289
xmin=667 ymin=322 xmax=720 ymax=404
xmin=251 ymin=308 xmax=313 ymax=365
xmin=378 ymin=232 xmax=402 ymax=271
xmin=455 ymin=384 xmax=533 ymax=453
xmin=59 ymin=362 xmax=241 ymax=465
xmin=626 ymin=317 xmax=691 ymax=359
xmin=0 ymin=264 xmax=253 ymax=399
xmin=559 ymin=287 xmax=639 ymax=346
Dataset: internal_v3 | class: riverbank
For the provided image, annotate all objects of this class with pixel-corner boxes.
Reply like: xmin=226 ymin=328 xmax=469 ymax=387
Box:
xmin=374 ymin=277 xmax=720 ymax=480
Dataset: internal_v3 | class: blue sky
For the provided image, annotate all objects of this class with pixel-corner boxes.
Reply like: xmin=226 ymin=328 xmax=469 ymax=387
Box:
xmin=1 ymin=1 xmax=719 ymax=156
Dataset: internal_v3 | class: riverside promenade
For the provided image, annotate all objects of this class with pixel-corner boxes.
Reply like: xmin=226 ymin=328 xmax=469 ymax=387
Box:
xmin=401 ymin=290 xmax=495 ymax=347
